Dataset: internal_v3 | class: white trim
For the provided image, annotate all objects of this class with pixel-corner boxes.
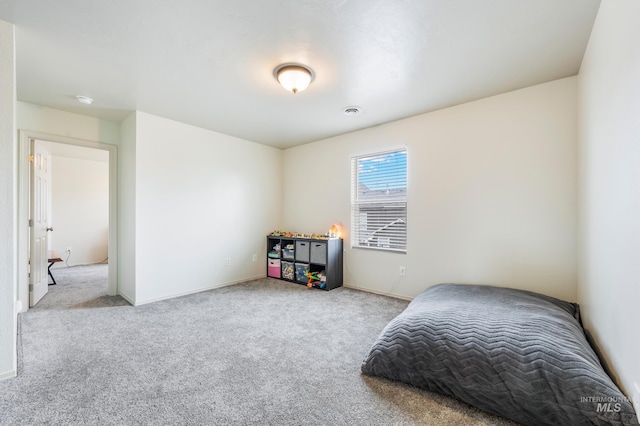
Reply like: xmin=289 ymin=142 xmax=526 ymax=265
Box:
xmin=0 ymin=369 xmax=17 ymax=382
xmin=17 ymin=136 xmax=29 ymax=312
xmin=132 ymin=275 xmax=267 ymax=306
xmin=17 ymin=130 xmax=119 ymax=311
xmin=343 ymin=282 xmax=413 ymax=301
xmin=350 ymin=144 xmax=408 ymax=160
xmin=118 ymin=292 xmax=135 ymax=306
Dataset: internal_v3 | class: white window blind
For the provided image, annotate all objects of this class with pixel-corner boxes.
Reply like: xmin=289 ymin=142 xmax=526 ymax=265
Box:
xmin=351 ymin=149 xmax=407 ymax=253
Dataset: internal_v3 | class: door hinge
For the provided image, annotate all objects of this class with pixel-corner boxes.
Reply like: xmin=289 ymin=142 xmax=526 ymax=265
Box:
xmin=29 ymin=218 xmax=33 ymax=227
xmin=29 ymin=154 xmax=34 ymax=163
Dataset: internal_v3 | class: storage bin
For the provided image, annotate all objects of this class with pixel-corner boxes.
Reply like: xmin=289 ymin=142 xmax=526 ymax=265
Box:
xmin=310 ymin=241 xmax=327 ymax=265
xmin=282 ymin=245 xmax=295 ymax=259
xmin=281 ymin=261 xmax=295 ymax=280
xmin=267 ymin=259 xmax=281 ymax=278
xmin=295 ymin=240 xmax=310 ymax=262
xmin=295 ymin=263 xmax=310 ymax=283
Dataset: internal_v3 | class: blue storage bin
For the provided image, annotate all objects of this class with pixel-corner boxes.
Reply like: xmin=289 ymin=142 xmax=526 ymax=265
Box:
xmin=295 ymin=263 xmax=309 ymax=283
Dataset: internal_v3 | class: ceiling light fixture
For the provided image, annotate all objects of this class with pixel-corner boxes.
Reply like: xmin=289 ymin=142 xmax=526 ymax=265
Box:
xmin=75 ymin=95 xmax=93 ymax=105
xmin=274 ymin=63 xmax=315 ymax=94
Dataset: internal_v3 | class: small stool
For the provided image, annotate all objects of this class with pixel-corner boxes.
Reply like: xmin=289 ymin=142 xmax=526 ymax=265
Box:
xmin=48 ymin=250 xmax=63 ymax=285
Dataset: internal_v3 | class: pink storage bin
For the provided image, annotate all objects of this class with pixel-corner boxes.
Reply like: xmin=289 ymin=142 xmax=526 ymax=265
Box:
xmin=267 ymin=259 xmax=281 ymax=278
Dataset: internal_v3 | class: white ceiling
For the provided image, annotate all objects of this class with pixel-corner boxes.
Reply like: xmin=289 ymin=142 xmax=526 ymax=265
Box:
xmin=0 ymin=0 xmax=601 ymax=149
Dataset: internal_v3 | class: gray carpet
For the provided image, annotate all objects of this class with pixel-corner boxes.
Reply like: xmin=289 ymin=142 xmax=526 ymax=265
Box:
xmin=0 ymin=264 xmax=517 ymax=425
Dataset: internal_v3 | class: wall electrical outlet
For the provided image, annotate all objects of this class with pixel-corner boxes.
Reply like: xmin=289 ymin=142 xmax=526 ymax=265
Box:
xmin=225 ymin=258 xmax=231 ymax=266
xmin=399 ymin=266 xmax=406 ymax=277
xmin=252 ymin=254 xmax=257 ymax=262
xmin=66 ymin=246 xmax=72 ymax=252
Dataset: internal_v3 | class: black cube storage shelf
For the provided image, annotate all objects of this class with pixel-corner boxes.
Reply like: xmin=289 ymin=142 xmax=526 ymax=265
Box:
xmin=266 ymin=236 xmax=343 ymax=290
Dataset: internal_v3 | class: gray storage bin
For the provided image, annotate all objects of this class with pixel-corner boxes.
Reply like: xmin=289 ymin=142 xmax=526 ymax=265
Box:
xmin=310 ymin=241 xmax=327 ymax=265
xmin=295 ymin=240 xmax=310 ymax=262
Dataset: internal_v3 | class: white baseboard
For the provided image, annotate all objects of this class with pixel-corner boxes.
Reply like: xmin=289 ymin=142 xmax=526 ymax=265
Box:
xmin=0 ymin=369 xmax=16 ymax=382
xmin=118 ymin=292 xmax=135 ymax=306
xmin=133 ymin=275 xmax=267 ymax=306
xmin=343 ymin=283 xmax=413 ymax=301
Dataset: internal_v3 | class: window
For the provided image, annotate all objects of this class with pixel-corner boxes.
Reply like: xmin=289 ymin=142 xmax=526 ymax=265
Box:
xmin=351 ymin=148 xmax=407 ymax=253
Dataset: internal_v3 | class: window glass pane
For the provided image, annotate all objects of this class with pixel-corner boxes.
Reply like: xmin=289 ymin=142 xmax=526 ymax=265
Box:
xmin=356 ymin=151 xmax=407 ymax=201
xmin=351 ymin=149 xmax=407 ymax=253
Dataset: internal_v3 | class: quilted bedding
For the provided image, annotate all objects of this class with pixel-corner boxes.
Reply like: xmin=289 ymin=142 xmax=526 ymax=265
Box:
xmin=361 ymin=283 xmax=638 ymax=425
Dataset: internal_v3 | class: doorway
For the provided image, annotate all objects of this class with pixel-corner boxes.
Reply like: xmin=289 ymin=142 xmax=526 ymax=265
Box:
xmin=17 ymin=131 xmax=118 ymax=312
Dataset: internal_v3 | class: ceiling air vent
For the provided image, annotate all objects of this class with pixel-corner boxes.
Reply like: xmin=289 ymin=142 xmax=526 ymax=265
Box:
xmin=343 ymin=106 xmax=361 ymax=116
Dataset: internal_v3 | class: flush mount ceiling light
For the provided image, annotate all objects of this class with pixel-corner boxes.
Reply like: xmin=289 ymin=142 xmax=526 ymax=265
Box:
xmin=75 ymin=95 xmax=93 ymax=105
xmin=274 ymin=63 xmax=315 ymax=94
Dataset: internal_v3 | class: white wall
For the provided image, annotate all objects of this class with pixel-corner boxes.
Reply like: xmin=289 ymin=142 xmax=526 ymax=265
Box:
xmin=16 ymin=105 xmax=283 ymax=306
xmin=51 ymin=155 xmax=109 ymax=266
xmin=283 ymin=77 xmax=578 ymax=301
xmin=0 ymin=19 xmax=17 ymax=381
xmin=578 ymin=0 xmax=640 ymax=402
xmin=17 ymin=102 xmax=120 ymax=145
xmin=118 ymin=113 xmax=137 ymax=303
xmin=132 ymin=112 xmax=282 ymax=304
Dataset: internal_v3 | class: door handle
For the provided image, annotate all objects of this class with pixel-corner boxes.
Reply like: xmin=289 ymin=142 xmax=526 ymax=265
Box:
xmin=46 ymin=227 xmax=54 ymax=232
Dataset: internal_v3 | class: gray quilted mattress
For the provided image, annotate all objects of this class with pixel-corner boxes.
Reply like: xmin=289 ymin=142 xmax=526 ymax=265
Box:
xmin=361 ymin=283 xmax=638 ymax=425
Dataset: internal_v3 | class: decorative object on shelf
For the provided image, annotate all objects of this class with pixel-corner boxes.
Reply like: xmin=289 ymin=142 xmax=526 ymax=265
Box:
xmin=329 ymin=223 xmax=343 ymax=239
xmin=269 ymin=230 xmax=296 ymax=237
xmin=273 ymin=63 xmax=315 ymax=94
xmin=269 ymin=225 xmax=343 ymax=240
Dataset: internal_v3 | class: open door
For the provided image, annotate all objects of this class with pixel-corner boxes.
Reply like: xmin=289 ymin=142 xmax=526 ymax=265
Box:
xmin=29 ymin=139 xmax=52 ymax=306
